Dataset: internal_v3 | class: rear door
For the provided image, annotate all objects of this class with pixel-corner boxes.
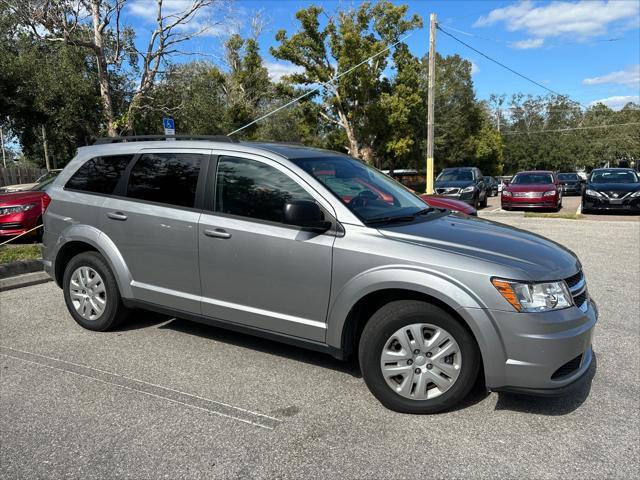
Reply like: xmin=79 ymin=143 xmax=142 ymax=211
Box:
xmin=99 ymin=149 xmax=210 ymax=314
xmin=198 ymin=153 xmax=336 ymax=342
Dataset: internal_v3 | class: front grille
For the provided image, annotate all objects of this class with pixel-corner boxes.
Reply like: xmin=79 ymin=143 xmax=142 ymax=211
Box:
xmin=564 ymin=271 xmax=583 ymax=289
xmin=602 ymin=191 xmax=630 ymax=199
xmin=513 ymin=191 xmax=543 ymax=198
xmin=0 ymin=222 xmax=22 ymax=229
xmin=551 ymin=354 xmax=583 ymax=380
xmin=564 ymin=270 xmax=588 ymax=310
xmin=435 ymin=187 xmax=460 ymax=195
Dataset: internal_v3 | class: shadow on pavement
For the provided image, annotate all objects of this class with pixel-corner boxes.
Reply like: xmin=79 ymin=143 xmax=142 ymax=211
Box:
xmin=494 ymin=352 xmax=597 ymax=416
xmin=158 ymin=317 xmax=362 ymax=378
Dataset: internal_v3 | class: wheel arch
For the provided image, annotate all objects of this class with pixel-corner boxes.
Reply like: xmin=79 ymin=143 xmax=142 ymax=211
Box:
xmin=53 ymin=225 xmax=133 ymax=298
xmin=326 ymin=269 xmax=504 ymax=381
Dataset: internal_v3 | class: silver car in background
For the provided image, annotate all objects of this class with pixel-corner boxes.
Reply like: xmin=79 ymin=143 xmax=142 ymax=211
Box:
xmin=42 ymin=138 xmax=597 ymax=413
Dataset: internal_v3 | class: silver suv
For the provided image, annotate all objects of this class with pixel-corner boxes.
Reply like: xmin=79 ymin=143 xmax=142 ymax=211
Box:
xmin=43 ymin=138 xmax=597 ymax=413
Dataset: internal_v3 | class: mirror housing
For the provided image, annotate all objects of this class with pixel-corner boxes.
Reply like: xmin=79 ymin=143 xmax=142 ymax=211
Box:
xmin=283 ymin=199 xmax=332 ymax=232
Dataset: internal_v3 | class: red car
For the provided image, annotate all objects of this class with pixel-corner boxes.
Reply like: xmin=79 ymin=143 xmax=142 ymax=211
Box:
xmin=501 ymin=170 xmax=562 ymax=211
xmin=0 ymin=178 xmax=53 ymax=240
xmin=419 ymin=194 xmax=477 ymax=216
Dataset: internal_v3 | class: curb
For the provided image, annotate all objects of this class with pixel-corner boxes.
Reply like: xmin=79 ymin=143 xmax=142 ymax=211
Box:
xmin=0 ymin=271 xmax=52 ymax=292
xmin=0 ymin=259 xmax=44 ymax=279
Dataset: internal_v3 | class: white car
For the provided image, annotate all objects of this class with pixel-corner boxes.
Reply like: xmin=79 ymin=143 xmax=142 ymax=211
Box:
xmin=0 ymin=169 xmax=61 ymax=193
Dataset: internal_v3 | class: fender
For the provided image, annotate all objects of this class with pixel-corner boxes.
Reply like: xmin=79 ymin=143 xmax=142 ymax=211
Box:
xmin=54 ymin=224 xmax=134 ymax=298
xmin=325 ymin=265 xmax=507 ymax=378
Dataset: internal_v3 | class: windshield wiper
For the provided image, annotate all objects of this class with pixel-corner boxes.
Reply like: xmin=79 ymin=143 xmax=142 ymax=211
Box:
xmin=365 ymin=207 xmax=434 ymax=225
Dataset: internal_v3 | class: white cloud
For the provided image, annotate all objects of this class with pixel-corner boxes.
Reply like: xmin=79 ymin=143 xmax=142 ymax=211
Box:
xmin=582 ymin=64 xmax=640 ymax=86
xmin=470 ymin=60 xmax=480 ymax=75
xmin=589 ymin=95 xmax=640 ymax=109
xmin=474 ymin=0 xmax=639 ymax=39
xmin=265 ymin=62 xmax=304 ymax=82
xmin=509 ymin=38 xmax=545 ymax=49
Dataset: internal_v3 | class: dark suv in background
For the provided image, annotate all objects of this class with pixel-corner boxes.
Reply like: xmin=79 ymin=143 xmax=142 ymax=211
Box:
xmin=557 ymin=173 xmax=584 ymax=196
xmin=434 ymin=167 xmax=487 ymax=209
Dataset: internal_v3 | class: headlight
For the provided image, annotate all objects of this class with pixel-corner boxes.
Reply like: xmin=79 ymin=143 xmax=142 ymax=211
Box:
xmin=631 ymin=191 xmax=640 ymax=198
xmin=502 ymin=190 xmax=512 ymax=197
xmin=543 ymin=190 xmax=556 ymax=197
xmin=0 ymin=203 xmax=37 ymax=216
xmin=585 ymin=189 xmax=602 ymax=197
xmin=460 ymin=186 xmax=475 ymax=193
xmin=491 ymin=278 xmax=573 ymax=312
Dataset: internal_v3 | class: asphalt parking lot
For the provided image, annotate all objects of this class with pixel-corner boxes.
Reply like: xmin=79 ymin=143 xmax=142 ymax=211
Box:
xmin=1 ymin=216 xmax=639 ymax=479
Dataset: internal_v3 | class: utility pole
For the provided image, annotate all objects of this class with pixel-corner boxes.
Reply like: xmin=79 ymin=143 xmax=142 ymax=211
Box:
xmin=0 ymin=127 xmax=6 ymax=168
xmin=41 ymin=125 xmax=51 ymax=171
xmin=426 ymin=13 xmax=437 ymax=194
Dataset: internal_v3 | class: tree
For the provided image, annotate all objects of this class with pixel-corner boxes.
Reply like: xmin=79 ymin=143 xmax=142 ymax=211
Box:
xmin=4 ymin=0 xmax=228 ymax=136
xmin=271 ymin=1 xmax=422 ymax=164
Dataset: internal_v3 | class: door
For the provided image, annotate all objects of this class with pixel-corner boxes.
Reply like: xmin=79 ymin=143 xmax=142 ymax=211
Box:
xmin=198 ymin=154 xmax=335 ymax=342
xmin=100 ymin=149 xmax=209 ymax=314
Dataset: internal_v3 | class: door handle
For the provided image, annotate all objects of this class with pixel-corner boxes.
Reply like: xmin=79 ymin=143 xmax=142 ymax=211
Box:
xmin=107 ymin=211 xmax=128 ymax=221
xmin=203 ymin=228 xmax=232 ymax=239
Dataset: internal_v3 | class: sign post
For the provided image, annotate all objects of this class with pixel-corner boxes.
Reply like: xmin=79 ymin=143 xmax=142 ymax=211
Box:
xmin=163 ymin=118 xmax=175 ymax=140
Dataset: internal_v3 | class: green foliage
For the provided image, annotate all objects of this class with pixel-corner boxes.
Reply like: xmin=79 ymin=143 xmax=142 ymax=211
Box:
xmin=498 ymin=94 xmax=640 ymax=173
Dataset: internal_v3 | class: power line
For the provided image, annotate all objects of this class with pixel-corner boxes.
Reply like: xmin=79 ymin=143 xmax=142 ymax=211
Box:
xmin=501 ymin=122 xmax=640 ymax=135
xmin=436 ymin=24 xmax=589 ymax=110
xmin=227 ymin=33 xmax=413 ymax=136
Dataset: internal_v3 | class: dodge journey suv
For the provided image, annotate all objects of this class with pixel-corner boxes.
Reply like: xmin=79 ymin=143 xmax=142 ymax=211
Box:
xmin=43 ymin=137 xmax=597 ymax=413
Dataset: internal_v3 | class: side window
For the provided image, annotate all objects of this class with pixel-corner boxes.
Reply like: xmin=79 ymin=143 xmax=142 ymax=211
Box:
xmin=126 ymin=152 xmax=203 ymax=208
xmin=215 ymin=156 xmax=313 ymax=223
xmin=65 ymin=155 xmax=133 ymax=194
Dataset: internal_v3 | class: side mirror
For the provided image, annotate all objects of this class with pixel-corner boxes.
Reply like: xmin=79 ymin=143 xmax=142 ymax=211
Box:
xmin=283 ymin=199 xmax=332 ymax=232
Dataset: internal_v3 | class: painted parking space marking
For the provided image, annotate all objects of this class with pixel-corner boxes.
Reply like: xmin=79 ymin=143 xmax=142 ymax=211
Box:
xmin=0 ymin=345 xmax=282 ymax=430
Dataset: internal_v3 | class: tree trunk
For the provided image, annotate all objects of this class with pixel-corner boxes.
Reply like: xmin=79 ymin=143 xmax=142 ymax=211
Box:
xmin=337 ymin=109 xmax=361 ymax=159
xmin=90 ymin=0 xmax=117 ymax=137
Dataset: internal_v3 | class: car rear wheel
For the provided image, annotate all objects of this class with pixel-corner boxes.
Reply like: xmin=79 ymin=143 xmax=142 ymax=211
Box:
xmin=63 ymin=251 xmax=131 ymax=331
xmin=359 ymin=300 xmax=480 ymax=414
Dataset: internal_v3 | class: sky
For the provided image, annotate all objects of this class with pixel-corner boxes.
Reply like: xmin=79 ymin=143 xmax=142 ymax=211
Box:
xmin=126 ymin=0 xmax=640 ymax=109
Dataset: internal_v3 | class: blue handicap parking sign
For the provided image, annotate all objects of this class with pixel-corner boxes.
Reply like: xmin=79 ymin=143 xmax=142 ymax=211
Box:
xmin=163 ymin=118 xmax=175 ymax=130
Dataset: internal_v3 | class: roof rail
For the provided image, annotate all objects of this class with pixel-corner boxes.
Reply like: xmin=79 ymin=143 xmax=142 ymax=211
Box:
xmin=93 ymin=135 xmax=238 ymax=145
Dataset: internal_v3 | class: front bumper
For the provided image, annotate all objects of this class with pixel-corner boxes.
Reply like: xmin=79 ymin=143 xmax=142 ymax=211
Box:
xmin=502 ymin=196 xmax=559 ymax=209
xmin=561 ymin=185 xmax=582 ymax=195
xmin=465 ymin=298 xmax=597 ymax=395
xmin=0 ymin=212 xmax=40 ymax=237
xmin=435 ymin=191 xmax=476 ymax=205
xmin=583 ymin=195 xmax=640 ymax=212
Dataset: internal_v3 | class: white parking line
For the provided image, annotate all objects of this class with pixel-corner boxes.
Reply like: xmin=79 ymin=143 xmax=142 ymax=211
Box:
xmin=576 ymin=202 xmax=582 ymax=215
xmin=1 ymin=345 xmax=282 ymax=430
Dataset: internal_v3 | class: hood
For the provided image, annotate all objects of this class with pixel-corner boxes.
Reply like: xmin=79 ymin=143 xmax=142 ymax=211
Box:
xmin=378 ymin=214 xmax=580 ymax=280
xmin=0 ymin=190 xmax=45 ymax=206
xmin=434 ymin=180 xmax=474 ymax=189
xmin=0 ymin=183 xmax=38 ymax=193
xmin=506 ymin=183 xmax=555 ymax=193
xmin=559 ymin=179 xmax=581 ymax=185
xmin=587 ymin=182 xmax=640 ymax=193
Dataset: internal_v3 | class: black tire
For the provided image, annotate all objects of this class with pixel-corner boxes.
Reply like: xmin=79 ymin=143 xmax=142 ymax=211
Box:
xmin=473 ymin=195 xmax=480 ymax=210
xmin=480 ymin=193 xmax=488 ymax=208
xmin=359 ymin=300 xmax=480 ymax=414
xmin=62 ymin=251 xmax=130 ymax=331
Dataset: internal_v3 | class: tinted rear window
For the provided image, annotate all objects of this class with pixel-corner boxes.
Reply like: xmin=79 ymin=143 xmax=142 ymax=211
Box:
xmin=126 ymin=152 xmax=203 ymax=208
xmin=65 ymin=155 xmax=133 ymax=194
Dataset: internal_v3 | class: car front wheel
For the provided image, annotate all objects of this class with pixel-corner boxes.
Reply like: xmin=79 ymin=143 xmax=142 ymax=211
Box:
xmin=359 ymin=300 xmax=480 ymax=414
xmin=62 ymin=251 xmax=131 ymax=331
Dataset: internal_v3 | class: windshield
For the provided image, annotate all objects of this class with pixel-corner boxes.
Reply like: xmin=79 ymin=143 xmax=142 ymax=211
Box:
xmin=436 ymin=170 xmax=473 ymax=182
xmin=591 ymin=170 xmax=639 ymax=184
xmin=511 ymin=173 xmax=554 ymax=185
xmin=558 ymin=173 xmax=579 ymax=181
xmin=293 ymin=156 xmax=429 ymax=223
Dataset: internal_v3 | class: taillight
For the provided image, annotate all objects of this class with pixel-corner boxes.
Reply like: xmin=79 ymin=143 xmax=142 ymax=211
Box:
xmin=41 ymin=193 xmax=51 ymax=212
